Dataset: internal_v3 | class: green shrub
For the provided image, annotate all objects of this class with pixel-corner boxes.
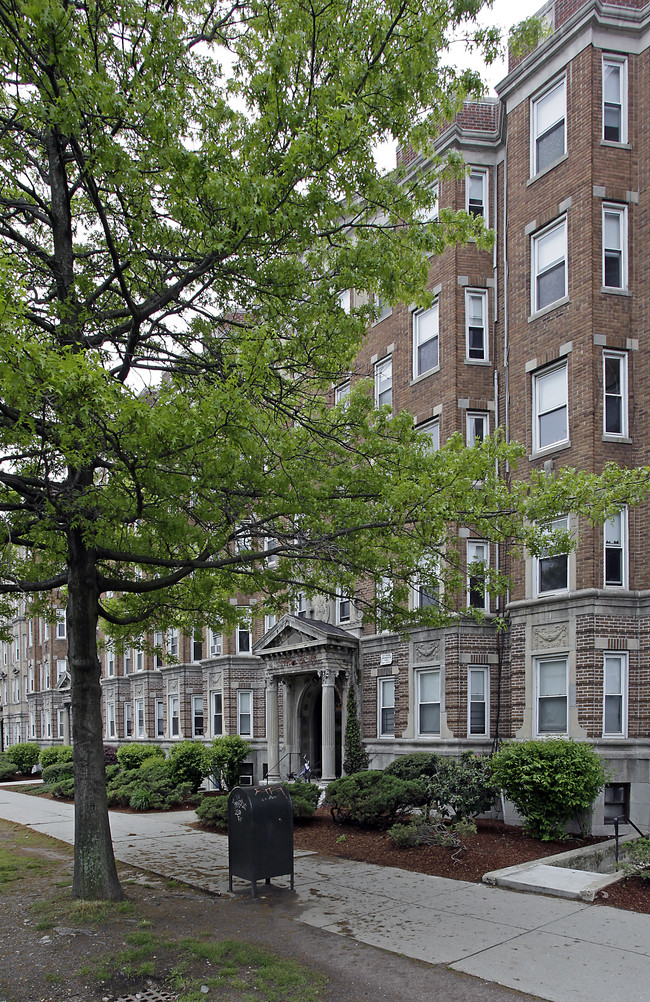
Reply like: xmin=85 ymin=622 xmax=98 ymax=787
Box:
xmin=129 ymin=786 xmax=153 ymax=810
xmin=387 ymin=819 xmax=460 ymax=848
xmin=621 ymin=837 xmax=650 ymax=881
xmin=282 ymin=779 xmax=321 ymax=820
xmin=106 ymin=757 xmax=196 ymax=810
xmin=386 ymin=751 xmax=497 ymax=821
xmin=195 ymin=794 xmax=229 ymax=829
xmin=0 ymin=754 xmax=16 ymax=780
xmin=116 ymin=743 xmax=165 ymax=771
xmin=42 ymin=761 xmax=74 ymax=787
xmin=206 ymin=735 xmax=251 ymax=791
xmin=39 ymin=745 xmax=74 ymax=769
xmin=49 ymin=777 xmax=75 ymax=799
xmin=491 ymin=739 xmax=607 ymax=840
xmin=343 ymin=687 xmax=369 ymax=774
xmin=105 ymin=764 xmax=120 ymax=782
xmin=326 ymin=770 xmax=427 ymax=829
xmin=5 ymin=742 xmax=40 ymax=776
xmin=166 ymin=740 xmax=208 ymax=793
xmin=384 ymin=752 xmax=443 ymax=783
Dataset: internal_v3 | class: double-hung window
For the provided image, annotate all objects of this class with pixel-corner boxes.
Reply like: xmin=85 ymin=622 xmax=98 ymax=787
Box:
xmin=537 ymin=516 xmax=569 ymax=595
xmin=155 ymin=699 xmax=165 ymax=737
xmin=106 ymin=647 xmax=115 ymax=677
xmin=465 ymin=290 xmax=487 ymax=361
xmin=338 ymin=289 xmax=351 ymax=314
xmin=123 ymin=649 xmax=131 ymax=675
xmin=603 ymin=55 xmax=627 ymax=143
xmin=107 ymin=702 xmax=115 ymax=738
xmin=468 ymin=667 xmax=489 ymax=737
xmin=416 ymin=669 xmax=441 ymax=736
xmin=56 ymin=658 xmax=66 ymax=681
xmin=335 ymin=379 xmax=350 ymax=405
xmin=603 ymin=351 xmax=627 ymax=436
xmin=135 ymin=698 xmax=145 ymax=738
xmin=375 ymin=356 xmax=392 ymax=408
xmin=124 ymin=702 xmax=133 ymax=738
xmin=209 ymin=630 xmax=222 ymax=657
xmin=211 ymin=692 xmax=223 ymax=736
xmin=532 ymin=218 xmax=567 ymax=313
xmin=418 ymin=417 xmax=440 ymax=452
xmin=603 ymin=204 xmax=627 ymax=290
xmin=167 ymin=628 xmax=179 ymax=660
xmin=336 ymin=593 xmax=351 ymax=624
xmin=536 ymin=657 xmax=568 ymax=734
xmin=236 ymin=619 xmax=251 ymax=654
xmin=466 ymin=412 xmax=489 ymax=447
xmin=604 ymin=509 xmax=627 ymax=587
xmin=153 ymin=630 xmax=163 ymax=669
xmin=378 ymin=677 xmax=395 ymax=737
xmin=467 ymin=540 xmax=489 ymax=612
xmin=603 ymin=653 xmax=627 ymax=737
xmin=192 ymin=695 xmax=204 ymax=737
xmin=237 ymin=690 xmax=252 ymax=737
xmin=56 ymin=610 xmax=66 ymax=640
xmin=531 ymin=78 xmax=566 ymax=175
xmin=533 ymin=362 xmax=568 ymax=452
xmin=466 ymin=168 xmax=488 ymax=221
xmin=169 ymin=695 xmax=180 ymax=738
xmin=417 ymin=179 xmax=439 ymax=222
xmin=412 ymin=304 xmax=439 ymax=377
xmin=413 ymin=563 xmax=439 ymax=610
xmin=57 ymin=710 xmax=65 ymax=739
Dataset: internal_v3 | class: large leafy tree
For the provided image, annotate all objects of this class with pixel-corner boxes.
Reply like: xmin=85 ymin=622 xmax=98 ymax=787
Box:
xmin=0 ymin=0 xmax=647 ymax=901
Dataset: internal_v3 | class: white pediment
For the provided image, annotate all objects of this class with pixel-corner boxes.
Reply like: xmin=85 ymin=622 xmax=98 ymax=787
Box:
xmin=253 ymin=614 xmax=356 ymax=656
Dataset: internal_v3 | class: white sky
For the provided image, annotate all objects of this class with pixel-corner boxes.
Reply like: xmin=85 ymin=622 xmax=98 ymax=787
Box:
xmin=374 ymin=0 xmax=546 ymax=171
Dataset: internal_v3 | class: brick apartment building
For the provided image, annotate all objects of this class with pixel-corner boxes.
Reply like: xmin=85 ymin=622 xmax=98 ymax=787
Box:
xmin=3 ymin=0 xmax=650 ymax=833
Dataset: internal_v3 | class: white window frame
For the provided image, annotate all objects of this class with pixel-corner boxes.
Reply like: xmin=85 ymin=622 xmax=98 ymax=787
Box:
xmin=166 ymin=628 xmax=179 ymax=659
xmin=236 ymin=612 xmax=251 ymax=654
xmin=106 ymin=647 xmax=115 ymax=677
xmin=604 ymin=508 xmax=628 ymax=588
xmin=338 ymin=289 xmax=351 ymax=314
xmin=211 ymin=691 xmax=223 ymax=736
xmin=44 ymin=709 xmax=51 ymax=739
xmin=56 ymin=610 xmax=66 ymax=640
xmin=467 ymin=540 xmax=489 ymax=613
xmin=124 ymin=702 xmax=133 ymax=739
xmin=412 ymin=303 xmax=439 ymax=378
xmin=56 ymin=658 xmax=66 ymax=681
xmin=295 ymin=592 xmax=307 ymax=618
xmin=168 ymin=695 xmax=180 ymax=738
xmin=466 ymin=411 xmax=489 ymax=447
xmin=416 ymin=668 xmax=441 ymax=737
xmin=468 ymin=666 xmax=489 ymax=738
xmin=123 ymin=649 xmax=131 ymax=675
xmin=465 ymin=289 xmax=488 ymax=362
xmin=418 ymin=417 xmax=440 ymax=452
xmin=155 ymin=698 xmax=165 ymax=738
xmin=531 ymin=76 xmax=566 ymax=176
xmin=264 ymin=612 xmax=277 ymax=633
xmin=106 ymin=702 xmax=115 ymax=739
xmin=602 ymin=54 xmax=627 ymax=144
xmin=336 ymin=592 xmax=351 ymax=625
xmin=335 ymin=379 xmax=351 ymax=405
xmin=192 ymin=694 xmax=204 ymax=737
xmin=536 ymin=515 xmax=569 ymax=597
xmin=135 ymin=698 xmax=145 ymax=738
xmin=532 ymin=217 xmax=568 ymax=315
xmin=466 ymin=167 xmax=488 ymax=223
xmin=372 ymin=293 xmax=391 ymax=325
xmin=417 ymin=178 xmax=439 ymax=222
xmin=603 ymin=351 xmax=628 ymax=437
xmin=602 ymin=203 xmax=628 ymax=290
xmin=134 ymin=648 xmax=144 ymax=672
xmin=535 ymin=656 xmax=568 ymax=736
xmin=378 ymin=676 xmax=395 ymax=738
xmin=153 ymin=630 xmax=163 ymax=669
xmin=209 ymin=630 xmax=222 ymax=657
xmin=603 ymin=652 xmax=628 ymax=737
xmin=237 ymin=689 xmax=253 ymax=737
xmin=532 ymin=361 xmax=569 ymax=453
xmin=375 ymin=356 xmax=392 ymax=408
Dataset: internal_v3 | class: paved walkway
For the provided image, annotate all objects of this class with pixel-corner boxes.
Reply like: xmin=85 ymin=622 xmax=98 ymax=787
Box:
xmin=1 ymin=786 xmax=649 ymax=1002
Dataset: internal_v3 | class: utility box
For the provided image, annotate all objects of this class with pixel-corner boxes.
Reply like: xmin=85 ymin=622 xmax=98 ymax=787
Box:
xmin=227 ymin=785 xmax=294 ymax=898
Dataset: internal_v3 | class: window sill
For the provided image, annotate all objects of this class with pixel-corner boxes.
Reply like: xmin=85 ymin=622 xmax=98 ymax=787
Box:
xmin=527 ymin=152 xmax=569 ymax=185
xmin=528 ymin=296 xmax=570 ymax=322
xmin=464 ymin=358 xmax=491 ymax=366
xmin=602 ymin=434 xmax=631 ymax=444
xmin=601 ymin=286 xmax=631 ymax=297
xmin=600 ymin=140 xmax=631 ymax=150
xmin=410 ymin=366 xmax=440 ymax=386
xmin=529 ymin=439 xmax=571 ymax=461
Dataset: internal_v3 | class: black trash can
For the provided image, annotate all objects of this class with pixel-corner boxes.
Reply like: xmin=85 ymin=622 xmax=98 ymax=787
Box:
xmin=227 ymin=784 xmax=294 ymax=898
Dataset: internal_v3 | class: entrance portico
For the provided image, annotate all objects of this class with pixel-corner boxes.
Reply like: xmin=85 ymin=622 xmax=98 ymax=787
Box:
xmin=254 ymin=615 xmax=358 ymax=783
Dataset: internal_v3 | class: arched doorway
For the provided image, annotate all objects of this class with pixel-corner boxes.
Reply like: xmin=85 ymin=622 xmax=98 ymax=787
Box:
xmin=298 ymin=678 xmax=343 ymax=778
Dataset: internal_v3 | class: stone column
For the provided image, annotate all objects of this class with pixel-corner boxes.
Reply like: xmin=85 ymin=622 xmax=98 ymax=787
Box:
xmin=320 ymin=668 xmax=337 ymax=783
xmin=265 ymin=672 xmax=281 ymax=782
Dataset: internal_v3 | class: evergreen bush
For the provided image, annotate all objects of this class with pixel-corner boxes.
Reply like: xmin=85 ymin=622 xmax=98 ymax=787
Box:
xmin=385 ymin=751 xmax=497 ymax=820
xmin=0 ymin=754 xmax=16 ymax=781
xmin=206 ymin=735 xmax=251 ymax=791
xmin=326 ymin=770 xmax=427 ymax=828
xmin=282 ymin=779 xmax=321 ymax=820
xmin=342 ymin=687 xmax=369 ymax=774
xmin=5 ymin=742 xmax=40 ymax=776
xmin=196 ymin=794 xmax=229 ymax=829
xmin=621 ymin=837 xmax=650 ymax=881
xmin=42 ymin=761 xmax=74 ymax=787
xmin=166 ymin=740 xmax=209 ymax=793
xmin=116 ymin=743 xmax=165 ymax=771
xmin=491 ymin=739 xmax=607 ymax=840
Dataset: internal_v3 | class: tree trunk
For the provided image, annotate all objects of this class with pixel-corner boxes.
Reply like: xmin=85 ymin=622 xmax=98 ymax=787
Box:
xmin=67 ymin=529 xmax=123 ymax=900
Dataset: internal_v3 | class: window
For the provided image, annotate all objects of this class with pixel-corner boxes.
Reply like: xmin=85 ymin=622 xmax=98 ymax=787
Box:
xmin=167 ymin=628 xmax=179 ymax=659
xmin=124 ymin=702 xmax=133 ymax=738
xmin=123 ymin=649 xmax=131 ymax=675
xmin=533 ymin=362 xmax=568 ymax=451
xmin=192 ymin=695 xmax=204 ymax=737
xmin=375 ymin=357 xmax=392 ymax=408
xmin=211 ymin=692 xmax=223 ymax=736
xmin=466 ymin=411 xmax=488 ymax=447
xmin=532 ymin=218 xmax=567 ymax=313
xmin=236 ymin=614 xmax=251 ymax=654
xmin=417 ymin=179 xmax=439 ymax=222
xmin=412 ymin=304 xmax=439 ymax=377
xmin=378 ymin=677 xmax=395 ymax=737
xmin=56 ymin=610 xmax=66 ymax=640
xmin=603 ymin=55 xmax=627 ymax=143
xmin=336 ymin=593 xmax=351 ymax=624
xmin=604 ymin=510 xmax=627 ymax=587
xmin=209 ymin=630 xmax=222 ymax=657
xmin=335 ymin=379 xmax=350 ymax=405
xmin=603 ymin=351 xmax=627 ymax=436
xmin=44 ymin=709 xmax=51 ymax=739
xmin=134 ymin=648 xmax=144 ymax=672
xmin=135 ymin=698 xmax=145 ymax=738
xmin=603 ymin=204 xmax=627 ymax=290
xmin=468 ymin=667 xmax=489 ymax=737
xmin=153 ymin=630 xmax=163 ymax=669
xmin=418 ymin=418 xmax=440 ymax=452
xmin=373 ymin=293 xmax=391 ymax=324
xmin=192 ymin=630 xmax=203 ymax=662
xmin=467 ymin=540 xmax=489 ymax=612
xmin=106 ymin=647 xmax=115 ymax=677
xmin=30 ymin=711 xmax=35 ymax=739
xmin=107 ymin=702 xmax=115 ymax=738
xmin=56 ymin=658 xmax=66 ymax=681
xmin=537 ymin=516 xmax=569 ymax=595
xmin=238 ymin=690 xmax=252 ymax=737
xmin=169 ymin=695 xmax=180 ymax=737
xmin=604 ymin=782 xmax=630 ymax=824
xmin=604 ymin=653 xmax=627 ymax=736
xmin=416 ymin=669 xmax=440 ymax=736
xmin=536 ymin=657 xmax=568 ymax=734
xmin=28 ymin=666 xmax=34 ymax=692
xmin=465 ymin=290 xmax=488 ymax=361
xmin=338 ymin=289 xmax=351 ymax=313
xmin=466 ymin=168 xmax=488 ymax=221
xmin=295 ymin=593 xmax=307 ymax=618
xmin=531 ymin=77 xmax=566 ymax=175
xmin=155 ymin=699 xmax=165 ymax=738
xmin=413 ymin=574 xmax=439 ymax=610
xmin=264 ymin=613 xmax=277 ymax=633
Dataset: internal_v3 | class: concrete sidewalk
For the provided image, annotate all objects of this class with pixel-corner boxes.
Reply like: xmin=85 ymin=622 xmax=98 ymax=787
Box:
xmin=1 ymin=786 xmax=648 ymax=1002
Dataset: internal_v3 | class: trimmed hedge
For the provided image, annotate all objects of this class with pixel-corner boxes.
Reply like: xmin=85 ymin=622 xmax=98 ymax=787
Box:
xmin=282 ymin=779 xmax=321 ymax=820
xmin=195 ymin=794 xmax=229 ymax=829
xmin=116 ymin=743 xmax=165 ymax=771
xmin=39 ymin=746 xmax=73 ymax=769
xmin=0 ymin=754 xmax=16 ymax=781
xmin=5 ymin=742 xmax=40 ymax=776
xmin=326 ymin=770 xmax=427 ymax=828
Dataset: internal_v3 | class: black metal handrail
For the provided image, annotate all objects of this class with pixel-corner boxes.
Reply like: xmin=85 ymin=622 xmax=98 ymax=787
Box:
xmin=613 ymin=815 xmax=646 ymax=864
